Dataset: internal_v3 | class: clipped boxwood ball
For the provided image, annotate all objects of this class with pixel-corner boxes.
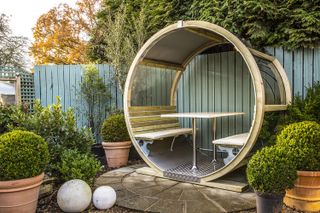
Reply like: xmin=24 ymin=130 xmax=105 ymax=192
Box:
xmin=0 ymin=130 xmax=49 ymax=181
xmin=247 ymin=146 xmax=297 ymax=195
xmin=276 ymin=121 xmax=320 ymax=171
xmin=57 ymin=179 xmax=92 ymax=213
xmin=93 ymin=186 xmax=116 ymax=210
xmin=101 ymin=114 xmax=130 ymax=142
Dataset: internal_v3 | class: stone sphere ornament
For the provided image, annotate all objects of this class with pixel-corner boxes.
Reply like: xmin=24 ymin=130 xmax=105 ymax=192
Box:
xmin=57 ymin=179 xmax=92 ymax=213
xmin=92 ymin=186 xmax=117 ymax=210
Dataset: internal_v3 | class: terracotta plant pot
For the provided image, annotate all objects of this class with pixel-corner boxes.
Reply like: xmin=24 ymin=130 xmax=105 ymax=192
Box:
xmin=284 ymin=170 xmax=320 ymax=212
xmin=0 ymin=173 xmax=44 ymax=213
xmin=102 ymin=141 xmax=132 ymax=168
xmin=255 ymin=191 xmax=284 ymax=213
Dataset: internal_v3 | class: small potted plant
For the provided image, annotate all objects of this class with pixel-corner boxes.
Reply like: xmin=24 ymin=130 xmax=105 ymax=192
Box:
xmin=246 ymin=146 xmax=297 ymax=213
xmin=0 ymin=130 xmax=49 ymax=213
xmin=275 ymin=121 xmax=320 ymax=212
xmin=101 ymin=113 xmax=131 ymax=168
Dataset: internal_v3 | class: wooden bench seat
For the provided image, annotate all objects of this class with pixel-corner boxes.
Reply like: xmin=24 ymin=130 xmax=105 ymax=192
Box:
xmin=212 ymin=133 xmax=248 ymax=147
xmin=129 ymin=106 xmax=192 ymax=155
xmin=212 ymin=133 xmax=249 ymax=163
xmin=135 ymin=128 xmax=192 ymax=140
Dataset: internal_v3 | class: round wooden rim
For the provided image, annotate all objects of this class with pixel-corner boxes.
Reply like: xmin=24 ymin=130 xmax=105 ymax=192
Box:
xmin=124 ymin=21 xmax=267 ymax=182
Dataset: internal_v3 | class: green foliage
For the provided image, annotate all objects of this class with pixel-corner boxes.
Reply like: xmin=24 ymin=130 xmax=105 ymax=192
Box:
xmin=0 ymin=130 xmax=49 ymax=181
xmin=0 ymin=104 xmax=19 ymax=134
xmin=88 ymin=0 xmax=192 ymax=73
xmin=88 ymin=0 xmax=320 ymax=64
xmin=187 ymin=0 xmax=320 ymax=49
xmin=89 ymin=2 xmax=148 ymax=92
xmin=275 ymin=121 xmax=320 ymax=171
xmin=101 ymin=113 xmax=130 ymax=142
xmin=8 ymin=98 xmax=95 ymax=175
xmin=257 ymin=112 xmax=284 ymax=147
xmin=282 ymin=82 xmax=320 ymax=124
xmin=56 ymin=149 xmax=101 ymax=185
xmin=246 ymin=146 xmax=297 ymax=195
xmin=80 ymin=64 xmax=111 ymax=139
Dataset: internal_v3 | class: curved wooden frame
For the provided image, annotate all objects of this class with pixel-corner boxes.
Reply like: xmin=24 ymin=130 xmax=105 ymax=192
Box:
xmin=124 ymin=21 xmax=291 ymax=182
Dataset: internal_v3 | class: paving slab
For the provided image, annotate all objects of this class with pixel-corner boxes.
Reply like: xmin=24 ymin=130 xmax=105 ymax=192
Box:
xmin=95 ymin=165 xmax=256 ymax=213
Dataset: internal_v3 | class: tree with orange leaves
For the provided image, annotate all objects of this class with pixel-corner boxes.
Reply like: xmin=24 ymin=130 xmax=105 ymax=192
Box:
xmin=31 ymin=0 xmax=100 ymax=65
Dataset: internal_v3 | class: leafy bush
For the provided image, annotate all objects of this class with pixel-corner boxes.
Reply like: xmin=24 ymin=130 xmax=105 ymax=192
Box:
xmin=188 ymin=0 xmax=320 ymax=49
xmin=282 ymin=82 xmax=320 ymax=124
xmin=0 ymin=104 xmax=20 ymax=134
xmin=80 ymin=64 xmax=111 ymax=140
xmin=8 ymin=98 xmax=94 ymax=175
xmin=256 ymin=112 xmax=284 ymax=147
xmin=246 ymin=146 xmax=297 ymax=195
xmin=0 ymin=130 xmax=49 ymax=181
xmin=56 ymin=149 xmax=101 ymax=185
xmin=101 ymin=113 xmax=130 ymax=142
xmin=275 ymin=121 xmax=320 ymax=171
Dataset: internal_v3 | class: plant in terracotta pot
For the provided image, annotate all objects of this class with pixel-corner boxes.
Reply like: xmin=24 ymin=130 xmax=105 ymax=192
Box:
xmin=0 ymin=130 xmax=49 ymax=213
xmin=101 ymin=113 xmax=131 ymax=168
xmin=246 ymin=146 xmax=297 ymax=213
xmin=275 ymin=121 xmax=320 ymax=212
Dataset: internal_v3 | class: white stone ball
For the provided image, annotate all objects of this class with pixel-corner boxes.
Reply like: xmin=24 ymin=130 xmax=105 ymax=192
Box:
xmin=57 ymin=179 xmax=92 ymax=213
xmin=92 ymin=186 xmax=117 ymax=210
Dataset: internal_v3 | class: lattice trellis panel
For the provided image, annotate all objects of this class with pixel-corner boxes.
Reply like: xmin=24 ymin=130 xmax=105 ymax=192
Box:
xmin=0 ymin=66 xmax=35 ymax=108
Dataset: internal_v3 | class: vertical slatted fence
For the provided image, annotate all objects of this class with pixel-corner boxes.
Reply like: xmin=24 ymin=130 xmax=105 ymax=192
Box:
xmin=34 ymin=64 xmax=122 ymax=127
xmin=33 ymin=47 xmax=320 ymax=147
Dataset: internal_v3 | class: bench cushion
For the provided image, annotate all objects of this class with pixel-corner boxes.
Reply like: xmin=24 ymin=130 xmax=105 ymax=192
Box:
xmin=212 ymin=133 xmax=249 ymax=146
xmin=135 ymin=128 xmax=192 ymax=140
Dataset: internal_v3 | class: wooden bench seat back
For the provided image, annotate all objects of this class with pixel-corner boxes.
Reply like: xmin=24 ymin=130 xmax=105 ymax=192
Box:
xmin=128 ymin=106 xmax=180 ymax=135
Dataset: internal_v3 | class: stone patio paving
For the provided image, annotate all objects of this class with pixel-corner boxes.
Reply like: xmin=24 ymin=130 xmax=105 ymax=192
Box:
xmin=95 ymin=164 xmax=256 ymax=213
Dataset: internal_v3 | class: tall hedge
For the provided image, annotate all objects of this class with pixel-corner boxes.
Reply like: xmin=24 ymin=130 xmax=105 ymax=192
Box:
xmin=88 ymin=0 xmax=320 ymax=62
xmin=188 ymin=0 xmax=320 ymax=49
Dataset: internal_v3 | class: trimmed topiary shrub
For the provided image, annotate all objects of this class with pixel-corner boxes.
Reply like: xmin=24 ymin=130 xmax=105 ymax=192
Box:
xmin=0 ymin=130 xmax=49 ymax=181
xmin=56 ymin=149 xmax=102 ymax=185
xmin=247 ymin=146 xmax=297 ymax=195
xmin=275 ymin=121 xmax=320 ymax=171
xmin=101 ymin=114 xmax=130 ymax=142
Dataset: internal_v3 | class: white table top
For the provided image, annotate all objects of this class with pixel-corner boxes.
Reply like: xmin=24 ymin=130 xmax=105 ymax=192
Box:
xmin=161 ymin=112 xmax=245 ymax=118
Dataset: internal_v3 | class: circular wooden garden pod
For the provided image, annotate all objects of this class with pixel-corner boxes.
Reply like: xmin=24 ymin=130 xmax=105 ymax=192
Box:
xmin=124 ymin=21 xmax=291 ymax=184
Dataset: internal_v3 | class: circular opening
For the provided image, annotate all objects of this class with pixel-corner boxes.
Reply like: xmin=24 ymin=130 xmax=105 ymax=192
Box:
xmin=124 ymin=21 xmax=269 ymax=182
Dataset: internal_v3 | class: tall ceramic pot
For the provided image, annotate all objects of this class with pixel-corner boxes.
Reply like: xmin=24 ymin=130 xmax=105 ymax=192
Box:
xmin=255 ymin=191 xmax=284 ymax=213
xmin=284 ymin=171 xmax=320 ymax=212
xmin=102 ymin=141 xmax=132 ymax=168
xmin=0 ymin=173 xmax=44 ymax=213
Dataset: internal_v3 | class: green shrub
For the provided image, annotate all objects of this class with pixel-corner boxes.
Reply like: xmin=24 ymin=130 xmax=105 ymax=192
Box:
xmin=275 ymin=121 xmax=320 ymax=171
xmin=281 ymin=82 xmax=320 ymax=125
xmin=246 ymin=146 xmax=297 ymax=195
xmin=101 ymin=113 xmax=130 ymax=142
xmin=56 ymin=149 xmax=102 ymax=185
xmin=0 ymin=130 xmax=49 ymax=181
xmin=80 ymin=64 xmax=111 ymax=140
xmin=9 ymin=98 xmax=95 ymax=175
xmin=0 ymin=104 xmax=20 ymax=134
